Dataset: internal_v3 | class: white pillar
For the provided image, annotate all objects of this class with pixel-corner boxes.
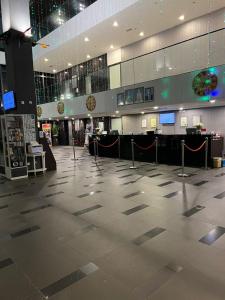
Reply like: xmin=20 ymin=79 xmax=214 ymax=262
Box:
xmin=1 ymin=0 xmax=30 ymax=33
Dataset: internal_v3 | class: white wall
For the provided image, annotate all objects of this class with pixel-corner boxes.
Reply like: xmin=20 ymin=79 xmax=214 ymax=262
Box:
xmin=122 ymin=107 xmax=225 ymax=138
xmin=120 ymin=29 xmax=225 ymax=87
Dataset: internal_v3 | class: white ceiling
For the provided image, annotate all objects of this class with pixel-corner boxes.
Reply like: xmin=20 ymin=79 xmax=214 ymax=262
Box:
xmin=33 ymin=0 xmax=225 ymax=73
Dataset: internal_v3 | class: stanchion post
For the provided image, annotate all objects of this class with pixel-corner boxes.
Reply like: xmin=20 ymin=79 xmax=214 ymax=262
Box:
xmin=93 ymin=138 xmax=97 ymax=162
xmin=178 ymin=140 xmax=189 ymax=177
xmin=71 ymin=138 xmax=78 ymax=161
xmin=155 ymin=137 xmax=158 ymax=165
xmin=205 ymin=137 xmax=208 ymax=170
xmin=118 ymin=136 xmax=121 ymax=160
xmin=130 ymin=139 xmax=137 ymax=169
xmin=96 ymin=138 xmax=99 ymax=157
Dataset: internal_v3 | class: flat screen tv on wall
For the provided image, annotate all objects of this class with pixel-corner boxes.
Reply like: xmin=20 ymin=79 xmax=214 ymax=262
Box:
xmin=159 ymin=112 xmax=176 ymax=124
xmin=3 ymin=91 xmax=16 ymax=111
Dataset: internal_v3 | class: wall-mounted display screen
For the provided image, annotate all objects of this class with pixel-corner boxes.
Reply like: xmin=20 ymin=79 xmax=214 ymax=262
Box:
xmin=159 ymin=113 xmax=176 ymax=124
xmin=3 ymin=91 xmax=16 ymax=111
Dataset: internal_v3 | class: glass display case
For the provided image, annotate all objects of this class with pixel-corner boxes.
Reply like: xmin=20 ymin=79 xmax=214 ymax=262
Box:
xmin=0 ymin=115 xmax=28 ymax=180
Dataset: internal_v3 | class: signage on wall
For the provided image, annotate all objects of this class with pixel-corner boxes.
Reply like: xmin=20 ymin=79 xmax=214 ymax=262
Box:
xmin=37 ymin=106 xmax=42 ymax=118
xmin=86 ymin=95 xmax=96 ymax=111
xmin=57 ymin=101 xmax=65 ymax=114
xmin=117 ymin=87 xmax=154 ymax=106
xmin=192 ymin=71 xmax=218 ymax=97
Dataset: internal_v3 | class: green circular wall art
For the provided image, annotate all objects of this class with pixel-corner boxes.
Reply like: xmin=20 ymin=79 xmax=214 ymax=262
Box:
xmin=192 ymin=70 xmax=218 ymax=97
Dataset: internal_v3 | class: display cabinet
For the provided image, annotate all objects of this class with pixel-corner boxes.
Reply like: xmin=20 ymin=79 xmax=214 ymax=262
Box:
xmin=0 ymin=115 xmax=28 ymax=180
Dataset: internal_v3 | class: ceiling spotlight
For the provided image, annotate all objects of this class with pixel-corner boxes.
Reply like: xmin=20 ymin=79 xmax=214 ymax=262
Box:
xmin=68 ymin=62 xmax=72 ymax=67
xmin=64 ymin=71 xmax=68 ymax=74
xmin=141 ymin=112 xmax=145 ymax=115
xmin=64 ymin=116 xmax=69 ymax=119
xmin=44 ymin=58 xmax=49 ymax=62
xmin=210 ymin=99 xmax=216 ymax=103
xmin=84 ymin=37 xmax=89 ymax=42
xmin=115 ymin=110 xmax=119 ymax=114
xmin=139 ymin=32 xmax=144 ymax=37
xmin=53 ymin=69 xmax=57 ymax=73
xmin=87 ymin=113 xmax=91 ymax=117
xmin=169 ymin=67 xmax=173 ymax=70
xmin=110 ymin=45 xmax=114 ymax=49
xmin=87 ymin=54 xmax=91 ymax=59
xmin=113 ymin=21 xmax=119 ymax=27
xmin=179 ymin=15 xmax=185 ymax=21
xmin=179 ymin=107 xmax=184 ymax=111
xmin=153 ymin=106 xmax=159 ymax=110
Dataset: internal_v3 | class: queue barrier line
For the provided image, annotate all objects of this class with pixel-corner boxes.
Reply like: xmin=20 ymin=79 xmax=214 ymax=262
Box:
xmin=97 ymin=139 xmax=119 ymax=148
xmin=134 ymin=140 xmax=156 ymax=151
xmin=184 ymin=141 xmax=206 ymax=152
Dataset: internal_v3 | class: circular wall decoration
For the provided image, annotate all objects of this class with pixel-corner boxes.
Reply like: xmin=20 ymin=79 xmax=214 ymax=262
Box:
xmin=37 ymin=106 xmax=42 ymax=118
xmin=192 ymin=71 xmax=218 ymax=96
xmin=57 ymin=101 xmax=64 ymax=114
xmin=86 ymin=95 xmax=96 ymax=112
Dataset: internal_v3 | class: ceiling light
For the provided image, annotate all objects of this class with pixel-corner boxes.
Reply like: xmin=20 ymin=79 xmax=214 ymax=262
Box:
xmin=87 ymin=54 xmax=91 ymax=59
xmin=179 ymin=15 xmax=185 ymax=21
xmin=53 ymin=69 xmax=57 ymax=73
xmin=139 ymin=32 xmax=144 ymax=37
xmin=115 ymin=110 xmax=119 ymax=114
xmin=68 ymin=63 xmax=72 ymax=67
xmin=99 ymin=58 xmax=102 ymax=61
xmin=72 ymin=118 xmax=75 ymax=120
xmin=87 ymin=114 xmax=91 ymax=117
xmin=169 ymin=67 xmax=173 ymax=70
xmin=141 ymin=112 xmax=145 ymax=115
xmin=110 ymin=45 xmax=114 ymax=49
xmin=112 ymin=115 xmax=116 ymax=117
xmin=179 ymin=107 xmax=184 ymax=111
xmin=210 ymin=99 xmax=216 ymax=103
xmin=44 ymin=58 xmax=49 ymax=62
xmin=113 ymin=21 xmax=118 ymax=27
xmin=64 ymin=116 xmax=69 ymax=119
xmin=153 ymin=106 xmax=159 ymax=110
xmin=84 ymin=37 xmax=89 ymax=42
xmin=64 ymin=71 xmax=68 ymax=74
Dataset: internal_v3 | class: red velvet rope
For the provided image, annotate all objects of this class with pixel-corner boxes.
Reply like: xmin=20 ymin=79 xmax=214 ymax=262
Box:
xmin=134 ymin=140 xmax=156 ymax=151
xmin=97 ymin=139 xmax=119 ymax=148
xmin=184 ymin=141 xmax=206 ymax=152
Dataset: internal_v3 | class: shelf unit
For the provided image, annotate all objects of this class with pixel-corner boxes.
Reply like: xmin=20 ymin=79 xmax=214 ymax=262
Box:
xmin=27 ymin=152 xmax=46 ymax=176
xmin=0 ymin=115 xmax=28 ymax=180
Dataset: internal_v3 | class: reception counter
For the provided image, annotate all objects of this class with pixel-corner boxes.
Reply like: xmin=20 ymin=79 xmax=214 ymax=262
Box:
xmin=89 ymin=134 xmax=224 ymax=168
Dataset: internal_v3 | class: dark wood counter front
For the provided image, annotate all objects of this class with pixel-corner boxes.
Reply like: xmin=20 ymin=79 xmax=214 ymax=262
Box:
xmin=89 ymin=135 xmax=223 ymax=168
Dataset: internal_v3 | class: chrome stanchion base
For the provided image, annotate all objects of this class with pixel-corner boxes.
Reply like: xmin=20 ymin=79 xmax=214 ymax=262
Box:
xmin=130 ymin=166 xmax=138 ymax=169
xmin=178 ymin=173 xmax=189 ymax=177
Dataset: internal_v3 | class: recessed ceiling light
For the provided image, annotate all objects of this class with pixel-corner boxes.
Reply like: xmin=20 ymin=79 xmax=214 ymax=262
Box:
xmin=87 ymin=54 xmax=91 ymax=59
xmin=169 ymin=67 xmax=173 ymax=70
xmin=64 ymin=71 xmax=68 ymax=74
xmin=110 ymin=45 xmax=114 ymax=49
xmin=53 ymin=69 xmax=57 ymax=73
xmin=141 ymin=111 xmax=145 ymax=114
xmin=179 ymin=107 xmax=184 ymax=111
xmin=112 ymin=115 xmax=116 ymax=117
xmin=115 ymin=110 xmax=119 ymax=114
xmin=210 ymin=99 xmax=216 ymax=103
xmin=84 ymin=37 xmax=89 ymax=42
xmin=99 ymin=58 xmax=102 ymax=61
xmin=68 ymin=62 xmax=72 ymax=67
xmin=179 ymin=15 xmax=185 ymax=21
xmin=153 ymin=106 xmax=159 ymax=110
xmin=87 ymin=113 xmax=91 ymax=117
xmin=44 ymin=58 xmax=49 ymax=62
xmin=139 ymin=31 xmax=144 ymax=37
xmin=64 ymin=116 xmax=69 ymax=119
xmin=113 ymin=21 xmax=118 ymax=27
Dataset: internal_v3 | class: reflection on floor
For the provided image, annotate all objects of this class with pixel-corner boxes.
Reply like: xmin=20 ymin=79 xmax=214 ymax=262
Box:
xmin=1 ymin=146 xmax=225 ymax=299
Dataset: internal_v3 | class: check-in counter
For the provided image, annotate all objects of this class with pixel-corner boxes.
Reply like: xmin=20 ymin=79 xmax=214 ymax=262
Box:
xmin=89 ymin=134 xmax=224 ymax=168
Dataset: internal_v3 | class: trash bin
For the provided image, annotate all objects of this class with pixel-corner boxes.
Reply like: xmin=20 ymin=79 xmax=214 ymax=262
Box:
xmin=213 ymin=157 xmax=222 ymax=168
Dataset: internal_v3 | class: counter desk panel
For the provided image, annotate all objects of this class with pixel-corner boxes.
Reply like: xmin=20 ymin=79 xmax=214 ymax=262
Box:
xmin=89 ymin=135 xmax=223 ymax=168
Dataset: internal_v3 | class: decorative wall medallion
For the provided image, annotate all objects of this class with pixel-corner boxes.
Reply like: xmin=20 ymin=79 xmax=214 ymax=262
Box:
xmin=86 ymin=95 xmax=96 ymax=111
xmin=192 ymin=71 xmax=218 ymax=96
xmin=57 ymin=101 xmax=64 ymax=114
xmin=37 ymin=106 xmax=42 ymax=118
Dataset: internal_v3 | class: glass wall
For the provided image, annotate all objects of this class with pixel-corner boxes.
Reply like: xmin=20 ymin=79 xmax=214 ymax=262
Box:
xmin=30 ymin=0 xmax=97 ymax=41
xmin=35 ymin=54 xmax=108 ymax=105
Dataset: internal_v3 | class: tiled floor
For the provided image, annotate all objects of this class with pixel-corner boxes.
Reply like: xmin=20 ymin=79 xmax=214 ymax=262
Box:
xmin=1 ymin=146 xmax=225 ymax=299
